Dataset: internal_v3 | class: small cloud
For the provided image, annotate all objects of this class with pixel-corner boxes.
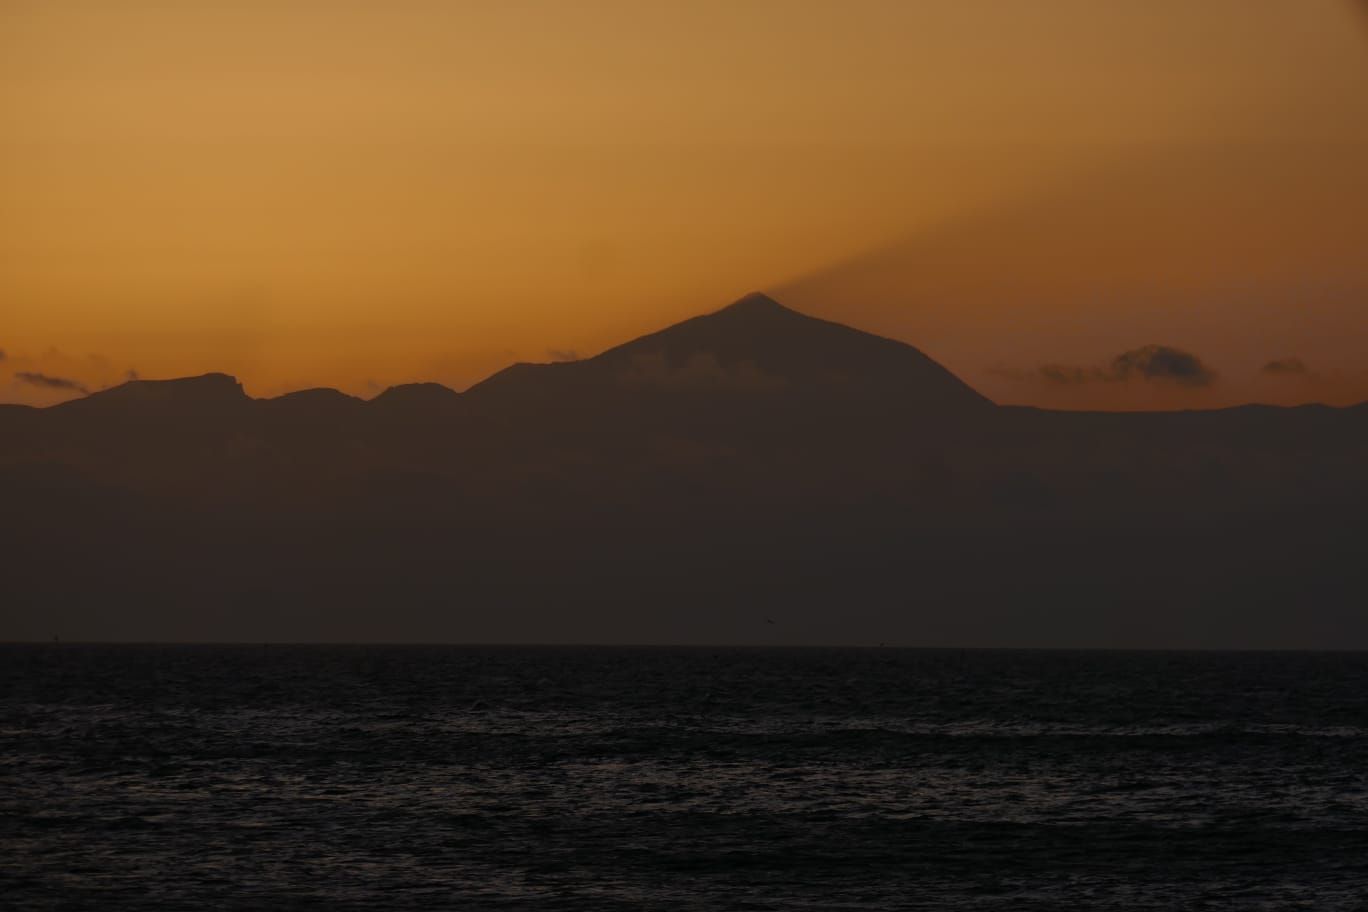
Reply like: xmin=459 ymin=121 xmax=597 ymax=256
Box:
xmin=15 ymin=371 xmax=90 ymax=395
xmin=1261 ymin=357 xmax=1312 ymax=378
xmin=1109 ymin=345 xmax=1215 ymax=387
xmin=1000 ymin=344 xmax=1216 ymax=389
xmin=547 ymin=349 xmax=582 ymax=363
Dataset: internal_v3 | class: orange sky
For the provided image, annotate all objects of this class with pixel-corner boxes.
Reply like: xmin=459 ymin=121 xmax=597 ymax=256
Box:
xmin=3 ymin=0 xmax=1367 ymax=408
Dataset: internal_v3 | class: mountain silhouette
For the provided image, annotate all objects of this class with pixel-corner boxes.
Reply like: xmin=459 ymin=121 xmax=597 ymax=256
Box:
xmin=468 ymin=292 xmax=991 ymax=413
xmin=55 ymin=372 xmax=250 ymax=417
xmin=371 ymin=381 xmax=462 ymax=411
xmin=261 ymin=389 xmax=368 ymax=434
xmin=266 ymin=388 xmax=365 ymax=411
xmin=3 ymin=293 xmax=1366 ymax=647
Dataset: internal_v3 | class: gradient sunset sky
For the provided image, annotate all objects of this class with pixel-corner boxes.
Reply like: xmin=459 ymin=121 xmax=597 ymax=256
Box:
xmin=3 ymin=0 xmax=1366 ymax=408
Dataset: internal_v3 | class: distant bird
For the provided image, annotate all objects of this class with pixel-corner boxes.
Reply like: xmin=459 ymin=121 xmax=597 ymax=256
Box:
xmin=764 ymin=616 xmax=776 ymax=625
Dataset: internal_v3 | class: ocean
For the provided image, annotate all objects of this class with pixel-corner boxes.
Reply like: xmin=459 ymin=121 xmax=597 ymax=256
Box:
xmin=3 ymin=645 xmax=1367 ymax=909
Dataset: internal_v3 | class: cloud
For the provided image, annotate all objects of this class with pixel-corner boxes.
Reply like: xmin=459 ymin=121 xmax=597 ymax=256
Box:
xmin=547 ymin=349 xmax=582 ymax=363
xmin=1001 ymin=344 xmax=1217 ymax=389
xmin=1109 ymin=345 xmax=1215 ymax=387
xmin=1261 ymin=357 xmax=1312 ymax=378
xmin=15 ymin=372 xmax=90 ymax=395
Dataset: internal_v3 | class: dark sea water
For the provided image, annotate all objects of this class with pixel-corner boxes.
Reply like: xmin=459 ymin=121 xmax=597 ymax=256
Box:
xmin=3 ymin=646 xmax=1367 ymax=910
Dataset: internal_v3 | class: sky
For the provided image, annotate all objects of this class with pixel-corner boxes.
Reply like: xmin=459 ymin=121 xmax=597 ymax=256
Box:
xmin=3 ymin=0 xmax=1367 ymax=408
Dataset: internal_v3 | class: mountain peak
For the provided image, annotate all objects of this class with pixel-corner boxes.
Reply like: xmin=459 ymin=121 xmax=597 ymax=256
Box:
xmin=370 ymin=382 xmax=462 ymax=414
xmin=372 ymin=381 xmax=459 ymax=401
xmin=268 ymin=387 xmax=359 ymax=404
xmin=719 ymin=291 xmax=788 ymax=315
xmin=263 ymin=387 xmax=364 ymax=413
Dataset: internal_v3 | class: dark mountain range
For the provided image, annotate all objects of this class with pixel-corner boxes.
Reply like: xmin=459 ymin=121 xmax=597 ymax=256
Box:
xmin=3 ymin=294 xmax=1366 ymax=647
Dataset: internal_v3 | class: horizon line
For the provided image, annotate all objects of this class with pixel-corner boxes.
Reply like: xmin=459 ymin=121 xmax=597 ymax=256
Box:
xmin=5 ymin=291 xmax=1365 ymax=414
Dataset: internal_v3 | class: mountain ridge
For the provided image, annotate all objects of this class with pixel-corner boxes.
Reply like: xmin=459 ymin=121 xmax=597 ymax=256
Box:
xmin=10 ymin=293 xmax=1364 ymax=415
